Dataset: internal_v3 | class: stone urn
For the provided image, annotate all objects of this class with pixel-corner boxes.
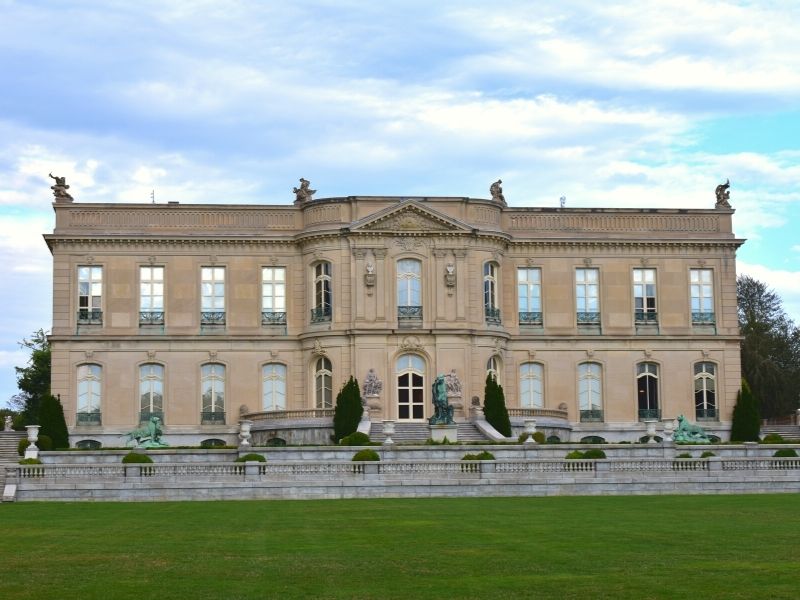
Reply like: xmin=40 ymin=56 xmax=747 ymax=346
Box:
xmin=662 ymin=418 xmax=675 ymax=442
xmin=238 ymin=419 xmax=253 ymax=447
xmin=644 ymin=419 xmax=658 ymax=444
xmin=523 ymin=419 xmax=537 ymax=444
xmin=25 ymin=424 xmax=41 ymax=459
xmin=382 ymin=420 xmax=395 ymax=445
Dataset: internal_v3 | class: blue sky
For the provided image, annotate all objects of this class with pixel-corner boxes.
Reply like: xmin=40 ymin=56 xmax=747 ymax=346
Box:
xmin=1 ymin=1 xmax=799 ymax=406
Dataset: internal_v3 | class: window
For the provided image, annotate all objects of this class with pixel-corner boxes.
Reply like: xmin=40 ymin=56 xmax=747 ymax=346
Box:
xmin=576 ymin=268 xmax=600 ymax=324
xmin=397 ymin=259 xmax=422 ymax=321
xmin=201 ymin=267 xmax=226 ymax=325
xmin=262 ymin=363 xmax=287 ymax=411
xmin=140 ymin=266 xmax=164 ymax=326
xmin=633 ymin=268 xmax=657 ymax=324
xmin=484 ymin=263 xmax=500 ymax=324
xmin=486 ymin=356 xmax=500 ymax=382
xmin=578 ymin=363 xmax=603 ymax=421
xmin=201 ymin=363 xmax=226 ymax=423
xmin=76 ymin=364 xmax=102 ymax=425
xmin=77 ymin=266 xmax=103 ymax=324
xmin=312 ymin=262 xmax=332 ymax=323
xmin=397 ymin=354 xmax=425 ymax=420
xmin=518 ymin=267 xmax=542 ymax=325
xmin=694 ymin=362 xmax=717 ymax=420
xmin=637 ymin=362 xmax=660 ymax=420
xmin=519 ymin=363 xmax=543 ymax=408
xmin=690 ymin=269 xmax=715 ymax=324
xmin=314 ymin=357 xmax=332 ymax=409
xmin=262 ymin=267 xmax=287 ymax=326
xmin=139 ymin=364 xmax=164 ymax=423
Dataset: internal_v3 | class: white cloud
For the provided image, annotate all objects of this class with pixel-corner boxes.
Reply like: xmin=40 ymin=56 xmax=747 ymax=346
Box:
xmin=738 ymin=261 xmax=800 ymax=324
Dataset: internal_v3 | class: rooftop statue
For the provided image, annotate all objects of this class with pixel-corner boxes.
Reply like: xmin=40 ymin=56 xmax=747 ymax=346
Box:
xmin=673 ymin=414 xmax=712 ymax=444
xmin=428 ymin=374 xmax=455 ymax=425
xmin=714 ymin=179 xmax=731 ymax=209
xmin=293 ymin=177 xmax=316 ymax=203
xmin=489 ymin=179 xmax=506 ymax=204
xmin=123 ymin=416 xmax=169 ymax=448
xmin=49 ymin=173 xmax=74 ymax=202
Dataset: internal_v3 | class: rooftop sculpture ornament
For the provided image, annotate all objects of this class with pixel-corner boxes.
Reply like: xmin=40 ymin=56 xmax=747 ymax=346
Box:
xmin=672 ymin=414 xmax=712 ymax=444
xmin=122 ymin=416 xmax=169 ymax=448
xmin=363 ymin=368 xmax=383 ymax=397
xmin=490 ymin=179 xmax=506 ymax=204
xmin=49 ymin=173 xmax=74 ymax=202
xmin=714 ymin=179 xmax=731 ymax=209
xmin=428 ymin=374 xmax=455 ymax=425
xmin=293 ymin=178 xmax=316 ymax=203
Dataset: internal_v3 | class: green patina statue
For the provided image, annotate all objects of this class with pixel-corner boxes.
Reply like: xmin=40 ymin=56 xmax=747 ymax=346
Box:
xmin=123 ymin=416 xmax=169 ymax=448
xmin=673 ymin=414 xmax=712 ymax=444
xmin=428 ymin=374 xmax=455 ymax=425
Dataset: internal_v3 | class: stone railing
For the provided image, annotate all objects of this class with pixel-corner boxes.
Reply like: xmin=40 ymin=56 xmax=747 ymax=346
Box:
xmin=506 ymin=408 xmax=569 ymax=420
xmin=242 ymin=409 xmax=335 ymax=421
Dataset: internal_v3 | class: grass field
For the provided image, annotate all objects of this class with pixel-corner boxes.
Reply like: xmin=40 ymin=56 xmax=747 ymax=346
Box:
xmin=1 ymin=495 xmax=799 ymax=599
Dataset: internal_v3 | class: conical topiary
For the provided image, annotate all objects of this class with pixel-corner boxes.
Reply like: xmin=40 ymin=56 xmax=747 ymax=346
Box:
xmin=483 ymin=373 xmax=511 ymax=437
xmin=38 ymin=394 xmax=70 ymax=449
xmin=730 ymin=378 xmax=760 ymax=442
xmin=333 ymin=376 xmax=363 ymax=442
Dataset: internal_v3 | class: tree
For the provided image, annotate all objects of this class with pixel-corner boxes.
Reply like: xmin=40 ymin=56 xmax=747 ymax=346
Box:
xmin=737 ymin=276 xmax=800 ymax=419
xmin=483 ymin=374 xmax=511 ymax=437
xmin=38 ymin=393 xmax=70 ymax=449
xmin=333 ymin=376 xmax=363 ymax=442
xmin=730 ymin=379 xmax=760 ymax=442
xmin=12 ymin=329 xmax=51 ymax=425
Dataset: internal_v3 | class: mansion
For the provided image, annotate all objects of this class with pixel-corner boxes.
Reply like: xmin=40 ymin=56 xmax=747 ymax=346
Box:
xmin=45 ymin=178 xmax=743 ymax=446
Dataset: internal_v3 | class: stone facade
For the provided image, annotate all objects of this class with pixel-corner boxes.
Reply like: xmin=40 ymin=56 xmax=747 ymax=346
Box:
xmin=45 ymin=191 xmax=743 ymax=445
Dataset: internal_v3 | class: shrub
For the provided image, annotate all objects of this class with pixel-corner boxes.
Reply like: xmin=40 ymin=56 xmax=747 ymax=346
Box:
xmin=121 ymin=452 xmax=153 ymax=464
xmin=676 ymin=452 xmax=692 ymax=458
xmin=425 ymin=437 xmax=455 ymax=445
xmin=462 ymin=451 xmax=495 ymax=461
xmin=761 ymin=433 xmax=785 ymax=444
xmin=483 ymin=374 xmax=511 ymax=437
xmin=582 ymin=448 xmax=607 ymax=459
xmin=38 ymin=394 xmax=70 ymax=449
xmin=17 ymin=435 xmax=52 ymax=455
xmin=18 ymin=457 xmax=42 ymax=465
xmin=700 ymin=451 xmax=716 ymax=458
xmin=17 ymin=438 xmax=29 ymax=456
xmin=352 ymin=449 xmax=379 ymax=462
xmin=266 ymin=437 xmax=287 ymax=447
xmin=333 ymin=376 xmax=363 ymax=442
xmin=730 ymin=379 xmax=760 ymax=442
xmin=581 ymin=435 xmax=607 ymax=444
xmin=518 ymin=431 xmax=545 ymax=444
xmin=565 ymin=450 xmax=585 ymax=459
xmin=235 ymin=453 xmax=266 ymax=462
xmin=200 ymin=438 xmax=227 ymax=448
xmin=773 ymin=448 xmax=798 ymax=458
xmin=339 ymin=432 xmax=370 ymax=446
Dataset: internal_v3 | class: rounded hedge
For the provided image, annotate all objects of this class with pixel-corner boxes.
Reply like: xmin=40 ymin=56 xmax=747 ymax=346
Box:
xmin=18 ymin=457 xmax=42 ymax=465
xmin=121 ymin=452 xmax=154 ymax=464
xmin=700 ymin=451 xmax=716 ymax=458
xmin=339 ymin=432 xmax=371 ymax=446
xmin=518 ymin=431 xmax=545 ymax=444
xmin=235 ymin=453 xmax=266 ymax=462
xmin=582 ymin=448 xmax=607 ymax=459
xmin=565 ymin=450 xmax=585 ymax=459
xmin=761 ymin=433 xmax=785 ymax=444
xmin=352 ymin=449 xmax=380 ymax=461
xmin=773 ymin=448 xmax=798 ymax=458
xmin=462 ymin=450 xmax=495 ymax=461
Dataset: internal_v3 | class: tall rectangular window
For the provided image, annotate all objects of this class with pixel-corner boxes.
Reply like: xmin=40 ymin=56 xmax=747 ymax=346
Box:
xmin=77 ymin=266 xmax=103 ymax=324
xmin=311 ymin=262 xmax=332 ymax=323
xmin=518 ymin=267 xmax=542 ymax=325
xmin=633 ymin=268 xmax=657 ymax=324
xmin=484 ymin=263 xmax=500 ymax=324
xmin=201 ymin=363 xmax=226 ymax=423
xmin=139 ymin=364 xmax=164 ymax=423
xmin=76 ymin=364 xmax=102 ymax=425
xmin=201 ymin=267 xmax=226 ymax=325
xmin=576 ymin=268 xmax=600 ymax=324
xmin=140 ymin=266 xmax=164 ymax=325
xmin=690 ymin=269 xmax=715 ymax=325
xmin=262 ymin=267 xmax=287 ymax=326
xmin=397 ymin=259 xmax=422 ymax=322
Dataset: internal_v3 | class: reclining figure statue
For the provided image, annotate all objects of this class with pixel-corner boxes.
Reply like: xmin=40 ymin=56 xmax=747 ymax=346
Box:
xmin=673 ymin=414 xmax=712 ymax=444
xmin=123 ymin=416 xmax=169 ymax=448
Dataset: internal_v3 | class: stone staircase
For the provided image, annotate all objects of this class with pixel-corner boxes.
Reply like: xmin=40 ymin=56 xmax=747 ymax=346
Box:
xmin=369 ymin=421 xmax=488 ymax=444
xmin=760 ymin=425 xmax=800 ymax=440
xmin=0 ymin=432 xmax=25 ymax=491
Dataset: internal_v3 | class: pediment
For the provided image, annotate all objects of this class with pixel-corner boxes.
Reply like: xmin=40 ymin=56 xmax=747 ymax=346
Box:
xmin=350 ymin=200 xmax=472 ymax=233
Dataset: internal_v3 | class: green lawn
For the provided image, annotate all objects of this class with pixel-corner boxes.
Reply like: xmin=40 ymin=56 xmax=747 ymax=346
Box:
xmin=1 ymin=495 xmax=798 ymax=599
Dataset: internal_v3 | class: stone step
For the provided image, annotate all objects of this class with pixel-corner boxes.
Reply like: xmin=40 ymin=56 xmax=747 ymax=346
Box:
xmin=369 ymin=422 xmax=488 ymax=443
xmin=760 ymin=425 xmax=800 ymax=439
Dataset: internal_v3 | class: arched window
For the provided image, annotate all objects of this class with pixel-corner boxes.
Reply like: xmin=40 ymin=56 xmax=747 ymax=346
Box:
xmin=201 ymin=363 xmax=225 ymax=423
xmin=637 ymin=362 xmax=659 ymax=420
xmin=486 ymin=356 xmax=500 ymax=382
xmin=519 ymin=363 xmax=543 ymax=408
xmin=694 ymin=362 xmax=716 ymax=420
xmin=312 ymin=262 xmax=332 ymax=322
xmin=484 ymin=262 xmax=500 ymax=323
xmin=396 ymin=354 xmax=425 ymax=420
xmin=397 ymin=259 xmax=422 ymax=320
xmin=262 ymin=363 xmax=287 ymax=411
xmin=139 ymin=364 xmax=164 ymax=422
xmin=578 ymin=362 xmax=603 ymax=422
xmin=76 ymin=364 xmax=102 ymax=425
xmin=315 ymin=357 xmax=333 ymax=409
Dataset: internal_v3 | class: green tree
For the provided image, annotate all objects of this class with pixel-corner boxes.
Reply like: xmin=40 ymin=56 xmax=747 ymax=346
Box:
xmin=333 ymin=376 xmax=363 ymax=442
xmin=737 ymin=276 xmax=800 ymax=419
xmin=38 ymin=393 xmax=70 ymax=449
xmin=483 ymin=374 xmax=511 ymax=437
xmin=730 ymin=379 xmax=760 ymax=442
xmin=11 ymin=329 xmax=51 ymax=425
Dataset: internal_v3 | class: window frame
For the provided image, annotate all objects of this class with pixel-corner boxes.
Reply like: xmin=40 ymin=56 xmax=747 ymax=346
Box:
xmin=262 ymin=363 xmax=287 ymax=411
xmin=139 ymin=265 xmax=165 ymax=326
xmin=575 ymin=267 xmax=600 ymax=325
xmin=519 ymin=362 xmax=544 ymax=409
xmin=77 ymin=265 xmax=103 ymax=324
xmin=314 ymin=357 xmax=333 ymax=409
xmin=632 ymin=268 xmax=657 ymax=324
xmin=200 ymin=266 xmax=226 ymax=326
xmin=517 ymin=266 xmax=542 ymax=326
xmin=578 ymin=362 xmax=603 ymax=422
xmin=262 ymin=266 xmax=287 ymax=326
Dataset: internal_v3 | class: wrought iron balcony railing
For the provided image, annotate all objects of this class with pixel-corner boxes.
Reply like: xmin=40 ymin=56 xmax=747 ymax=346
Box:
xmin=519 ymin=311 xmax=543 ymax=326
xmin=261 ymin=311 xmax=287 ymax=326
xmin=635 ymin=311 xmax=658 ymax=324
xmin=638 ymin=408 xmax=661 ymax=421
xmin=692 ymin=311 xmax=716 ymax=325
xmin=696 ymin=407 xmax=718 ymax=421
xmin=201 ymin=411 xmax=226 ymax=425
xmin=76 ymin=411 xmax=102 ymax=426
xmin=77 ymin=309 xmax=103 ymax=325
xmin=485 ymin=307 xmax=501 ymax=325
xmin=200 ymin=311 xmax=226 ymax=326
xmin=398 ymin=306 xmax=423 ymax=320
xmin=139 ymin=311 xmax=164 ymax=326
xmin=577 ymin=311 xmax=601 ymax=325
xmin=580 ymin=409 xmax=604 ymax=422
xmin=139 ymin=410 xmax=164 ymax=424
xmin=310 ymin=306 xmax=332 ymax=323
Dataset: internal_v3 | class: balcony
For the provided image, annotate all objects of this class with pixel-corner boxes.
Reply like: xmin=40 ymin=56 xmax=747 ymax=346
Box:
xmin=76 ymin=411 xmax=102 ymax=426
xmin=696 ymin=407 xmax=718 ymax=421
xmin=139 ymin=410 xmax=164 ymax=424
xmin=201 ymin=411 xmax=226 ymax=425
xmin=77 ymin=309 xmax=102 ymax=325
xmin=518 ymin=311 xmax=543 ymax=326
xmin=139 ymin=311 xmax=164 ymax=326
xmin=398 ymin=305 xmax=423 ymax=327
xmin=577 ymin=311 xmax=601 ymax=325
xmin=635 ymin=311 xmax=658 ymax=325
xmin=485 ymin=307 xmax=501 ymax=325
xmin=200 ymin=311 xmax=226 ymax=326
xmin=310 ymin=306 xmax=332 ymax=324
xmin=692 ymin=312 xmax=716 ymax=325
xmin=580 ymin=409 xmax=604 ymax=422
xmin=638 ymin=408 xmax=661 ymax=421
xmin=261 ymin=311 xmax=287 ymax=326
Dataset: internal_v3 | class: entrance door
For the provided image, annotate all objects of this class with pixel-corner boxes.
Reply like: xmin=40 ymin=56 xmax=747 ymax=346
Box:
xmin=397 ymin=354 xmax=425 ymax=420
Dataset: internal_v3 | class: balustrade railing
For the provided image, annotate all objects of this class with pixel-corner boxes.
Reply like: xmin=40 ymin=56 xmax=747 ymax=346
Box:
xmin=310 ymin=306 xmax=332 ymax=323
xmin=506 ymin=408 xmax=569 ymax=419
xmin=692 ymin=312 xmax=716 ymax=325
xmin=634 ymin=311 xmax=658 ymax=324
xmin=200 ymin=311 xmax=226 ymax=326
xmin=139 ymin=410 xmax=164 ymax=424
xmin=518 ymin=311 xmax=543 ymax=326
xmin=261 ymin=311 xmax=287 ymax=326
xmin=577 ymin=311 xmax=600 ymax=325
xmin=580 ymin=409 xmax=604 ymax=422
xmin=638 ymin=409 xmax=661 ymax=421
xmin=76 ymin=411 xmax=102 ymax=426
xmin=485 ymin=307 xmax=501 ymax=325
xmin=77 ymin=309 xmax=102 ymax=325
xmin=139 ymin=311 xmax=164 ymax=326
xmin=397 ymin=306 xmax=423 ymax=320
xmin=695 ymin=408 xmax=717 ymax=421
xmin=201 ymin=411 xmax=225 ymax=425
xmin=243 ymin=408 xmax=335 ymax=421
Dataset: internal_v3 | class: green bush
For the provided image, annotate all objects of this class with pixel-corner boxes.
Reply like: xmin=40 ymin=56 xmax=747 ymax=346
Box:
xmin=333 ymin=376 xmax=363 ymax=442
xmin=761 ymin=433 xmax=785 ymax=444
xmin=38 ymin=394 xmax=70 ymax=449
xmin=565 ymin=450 xmax=585 ymax=460
xmin=676 ymin=452 xmax=692 ymax=458
xmin=462 ymin=451 xmax=496 ymax=461
xmin=425 ymin=437 xmax=456 ymax=445
xmin=235 ymin=453 xmax=266 ymax=462
xmin=339 ymin=432 xmax=370 ymax=446
xmin=121 ymin=452 xmax=154 ymax=464
xmin=17 ymin=438 xmax=29 ymax=456
xmin=730 ymin=379 xmax=760 ymax=442
xmin=266 ymin=437 xmax=287 ymax=447
xmin=483 ymin=374 xmax=511 ymax=437
xmin=700 ymin=451 xmax=716 ymax=458
xmin=773 ymin=448 xmax=798 ymax=458
xmin=518 ymin=431 xmax=545 ymax=443
xmin=351 ymin=449 xmax=380 ymax=462
xmin=18 ymin=457 xmax=42 ymax=465
xmin=17 ymin=435 xmax=52 ymax=455
xmin=582 ymin=449 xmax=607 ymax=459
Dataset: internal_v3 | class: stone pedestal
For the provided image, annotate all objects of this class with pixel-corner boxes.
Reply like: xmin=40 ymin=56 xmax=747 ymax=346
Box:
xmin=523 ymin=418 xmax=538 ymax=444
xmin=238 ymin=420 xmax=253 ymax=448
xmin=644 ymin=419 xmax=658 ymax=444
xmin=24 ymin=425 xmax=40 ymax=459
xmin=381 ymin=420 xmax=395 ymax=446
xmin=429 ymin=424 xmax=457 ymax=443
